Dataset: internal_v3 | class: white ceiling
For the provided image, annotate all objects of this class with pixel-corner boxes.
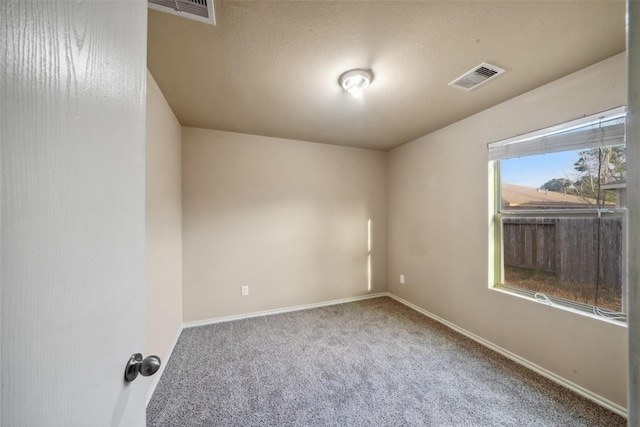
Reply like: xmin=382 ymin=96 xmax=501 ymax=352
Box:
xmin=147 ymin=1 xmax=626 ymax=151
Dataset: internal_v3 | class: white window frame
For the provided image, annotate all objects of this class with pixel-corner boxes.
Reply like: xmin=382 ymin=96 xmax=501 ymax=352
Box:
xmin=488 ymin=107 xmax=627 ymax=322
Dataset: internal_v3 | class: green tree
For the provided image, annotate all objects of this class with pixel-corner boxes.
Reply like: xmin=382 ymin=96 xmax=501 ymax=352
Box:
xmin=540 ymin=178 xmax=573 ymax=193
xmin=572 ymin=145 xmax=626 ymax=204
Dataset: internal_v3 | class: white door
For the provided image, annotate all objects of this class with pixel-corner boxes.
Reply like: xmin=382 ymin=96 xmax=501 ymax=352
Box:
xmin=1 ymin=1 xmax=148 ymax=426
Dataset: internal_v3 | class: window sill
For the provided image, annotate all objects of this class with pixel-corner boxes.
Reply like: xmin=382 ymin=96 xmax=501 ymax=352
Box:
xmin=489 ymin=285 xmax=628 ymax=327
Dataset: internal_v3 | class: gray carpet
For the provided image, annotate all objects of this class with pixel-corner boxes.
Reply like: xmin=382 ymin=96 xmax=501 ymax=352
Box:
xmin=147 ymin=297 xmax=625 ymax=426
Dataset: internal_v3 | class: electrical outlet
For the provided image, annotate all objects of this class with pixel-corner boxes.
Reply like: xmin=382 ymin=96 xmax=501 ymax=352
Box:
xmin=400 ymin=275 xmax=405 ymax=284
xmin=241 ymin=285 xmax=249 ymax=296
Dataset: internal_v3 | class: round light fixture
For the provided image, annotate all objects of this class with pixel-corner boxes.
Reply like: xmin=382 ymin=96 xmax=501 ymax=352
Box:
xmin=339 ymin=69 xmax=373 ymax=96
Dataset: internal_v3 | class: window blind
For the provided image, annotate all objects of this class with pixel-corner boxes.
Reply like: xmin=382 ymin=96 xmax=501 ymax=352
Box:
xmin=488 ymin=106 xmax=626 ymax=161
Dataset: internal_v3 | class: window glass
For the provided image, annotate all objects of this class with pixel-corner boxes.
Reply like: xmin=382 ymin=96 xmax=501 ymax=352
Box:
xmin=501 ymin=145 xmax=626 ymax=210
xmin=501 ymin=216 xmax=623 ymax=312
xmin=490 ymin=108 xmax=627 ymax=319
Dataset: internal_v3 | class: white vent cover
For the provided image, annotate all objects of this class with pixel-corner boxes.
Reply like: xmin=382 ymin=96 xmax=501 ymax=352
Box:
xmin=149 ymin=0 xmax=215 ymax=25
xmin=449 ymin=62 xmax=505 ymax=91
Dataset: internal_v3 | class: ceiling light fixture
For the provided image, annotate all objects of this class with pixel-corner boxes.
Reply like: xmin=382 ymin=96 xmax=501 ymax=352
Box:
xmin=339 ymin=69 xmax=373 ymax=96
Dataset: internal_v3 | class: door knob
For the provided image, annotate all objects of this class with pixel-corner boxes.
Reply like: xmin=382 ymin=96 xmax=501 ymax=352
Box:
xmin=124 ymin=353 xmax=161 ymax=382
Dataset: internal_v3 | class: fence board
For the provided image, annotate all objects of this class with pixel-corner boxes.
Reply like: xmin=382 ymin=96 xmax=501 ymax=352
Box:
xmin=503 ymin=218 xmax=556 ymax=272
xmin=502 ymin=217 xmax=622 ymax=290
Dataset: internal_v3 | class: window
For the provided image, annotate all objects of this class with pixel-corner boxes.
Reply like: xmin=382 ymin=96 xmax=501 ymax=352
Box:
xmin=488 ymin=107 xmax=627 ymax=321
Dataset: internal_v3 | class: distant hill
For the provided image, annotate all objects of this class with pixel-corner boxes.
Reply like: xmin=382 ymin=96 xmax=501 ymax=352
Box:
xmin=501 ymin=183 xmax=611 ymax=210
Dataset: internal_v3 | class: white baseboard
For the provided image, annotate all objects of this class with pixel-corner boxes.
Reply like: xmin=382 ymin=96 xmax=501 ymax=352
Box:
xmin=146 ymin=324 xmax=184 ymax=407
xmin=182 ymin=292 xmax=389 ymax=329
xmin=386 ymin=293 xmax=628 ymax=418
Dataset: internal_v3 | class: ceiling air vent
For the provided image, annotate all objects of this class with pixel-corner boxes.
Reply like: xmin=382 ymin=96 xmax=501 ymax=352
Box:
xmin=149 ymin=0 xmax=216 ymax=25
xmin=448 ymin=62 xmax=505 ymax=91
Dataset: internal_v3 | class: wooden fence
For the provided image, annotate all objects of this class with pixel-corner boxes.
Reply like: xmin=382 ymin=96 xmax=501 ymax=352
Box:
xmin=502 ymin=217 xmax=623 ymax=290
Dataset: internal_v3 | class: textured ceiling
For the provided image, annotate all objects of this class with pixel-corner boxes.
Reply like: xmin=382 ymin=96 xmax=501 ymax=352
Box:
xmin=147 ymin=1 xmax=625 ymax=151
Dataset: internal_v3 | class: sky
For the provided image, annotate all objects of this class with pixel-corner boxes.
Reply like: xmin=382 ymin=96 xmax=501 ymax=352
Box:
xmin=501 ymin=150 xmax=582 ymax=188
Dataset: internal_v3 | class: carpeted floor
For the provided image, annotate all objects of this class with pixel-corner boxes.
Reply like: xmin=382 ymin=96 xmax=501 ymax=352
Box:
xmin=147 ymin=297 xmax=625 ymax=426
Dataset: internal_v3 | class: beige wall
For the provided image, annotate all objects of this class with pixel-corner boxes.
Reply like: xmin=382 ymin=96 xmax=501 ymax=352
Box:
xmin=387 ymin=53 xmax=628 ymax=409
xmin=146 ymin=71 xmax=183 ymax=391
xmin=182 ymin=128 xmax=387 ymax=322
xmin=149 ymin=53 xmax=629 ymax=410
